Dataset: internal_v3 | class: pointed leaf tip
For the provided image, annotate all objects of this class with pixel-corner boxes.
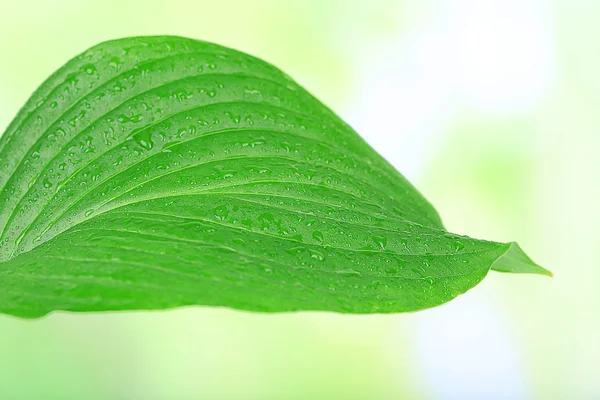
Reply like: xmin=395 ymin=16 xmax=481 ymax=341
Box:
xmin=491 ymin=242 xmax=552 ymax=277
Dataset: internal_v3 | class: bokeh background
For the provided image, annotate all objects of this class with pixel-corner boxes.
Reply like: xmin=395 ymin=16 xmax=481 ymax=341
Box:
xmin=0 ymin=0 xmax=597 ymax=399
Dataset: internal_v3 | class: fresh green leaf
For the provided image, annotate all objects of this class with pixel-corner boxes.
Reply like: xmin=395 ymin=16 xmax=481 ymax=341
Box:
xmin=0 ymin=36 xmax=550 ymax=318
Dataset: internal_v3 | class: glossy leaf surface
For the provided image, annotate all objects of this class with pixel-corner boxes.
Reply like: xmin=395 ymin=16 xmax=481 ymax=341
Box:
xmin=0 ymin=36 xmax=550 ymax=318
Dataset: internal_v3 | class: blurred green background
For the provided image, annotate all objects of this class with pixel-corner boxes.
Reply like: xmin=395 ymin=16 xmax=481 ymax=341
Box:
xmin=0 ymin=0 xmax=597 ymax=399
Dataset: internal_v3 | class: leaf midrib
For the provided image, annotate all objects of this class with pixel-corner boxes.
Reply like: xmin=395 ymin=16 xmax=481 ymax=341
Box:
xmin=94 ymin=210 xmax=501 ymax=258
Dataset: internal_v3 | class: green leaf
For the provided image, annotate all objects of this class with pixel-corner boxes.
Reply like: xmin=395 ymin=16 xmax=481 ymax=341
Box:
xmin=0 ymin=36 xmax=550 ymax=318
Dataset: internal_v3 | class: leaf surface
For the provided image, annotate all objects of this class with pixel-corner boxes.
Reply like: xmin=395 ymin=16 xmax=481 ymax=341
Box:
xmin=0 ymin=36 xmax=550 ymax=318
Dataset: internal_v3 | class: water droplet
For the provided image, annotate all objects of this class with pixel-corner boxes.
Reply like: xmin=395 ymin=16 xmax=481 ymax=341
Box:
xmin=213 ymin=205 xmax=229 ymax=221
xmin=109 ymin=57 xmax=123 ymax=71
xmin=400 ymin=238 xmax=409 ymax=251
xmin=83 ymin=64 xmax=97 ymax=75
xmin=134 ymin=131 xmax=154 ymax=151
xmin=286 ymin=246 xmax=305 ymax=255
xmin=312 ymin=231 xmax=324 ymax=244
xmin=308 ymin=249 xmax=325 ymax=261
xmin=372 ymin=235 xmax=387 ymax=250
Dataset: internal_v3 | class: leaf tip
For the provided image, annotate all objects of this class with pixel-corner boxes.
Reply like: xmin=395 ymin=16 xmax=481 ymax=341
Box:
xmin=491 ymin=242 xmax=552 ymax=277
